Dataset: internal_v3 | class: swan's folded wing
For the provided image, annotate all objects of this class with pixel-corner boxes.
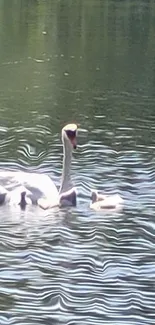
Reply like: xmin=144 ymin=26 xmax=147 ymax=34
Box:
xmin=0 ymin=171 xmax=59 ymax=201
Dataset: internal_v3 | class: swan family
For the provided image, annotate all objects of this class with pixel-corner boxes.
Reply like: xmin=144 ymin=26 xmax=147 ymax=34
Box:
xmin=0 ymin=123 xmax=123 ymax=211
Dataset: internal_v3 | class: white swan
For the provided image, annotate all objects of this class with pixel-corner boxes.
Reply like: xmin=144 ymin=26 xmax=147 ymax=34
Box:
xmin=90 ymin=190 xmax=123 ymax=211
xmin=0 ymin=123 xmax=78 ymax=209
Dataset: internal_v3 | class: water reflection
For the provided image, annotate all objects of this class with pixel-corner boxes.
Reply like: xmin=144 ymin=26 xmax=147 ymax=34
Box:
xmin=0 ymin=0 xmax=155 ymax=324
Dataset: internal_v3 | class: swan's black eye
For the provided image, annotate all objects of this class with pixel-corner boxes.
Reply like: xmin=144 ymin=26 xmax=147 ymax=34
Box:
xmin=66 ymin=130 xmax=76 ymax=139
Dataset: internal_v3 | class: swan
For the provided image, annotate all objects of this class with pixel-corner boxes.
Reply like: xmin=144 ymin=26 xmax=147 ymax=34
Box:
xmin=0 ymin=123 xmax=78 ymax=209
xmin=90 ymin=190 xmax=123 ymax=211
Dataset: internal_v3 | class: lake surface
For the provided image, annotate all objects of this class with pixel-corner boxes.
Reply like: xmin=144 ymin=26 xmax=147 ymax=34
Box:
xmin=0 ymin=0 xmax=155 ymax=324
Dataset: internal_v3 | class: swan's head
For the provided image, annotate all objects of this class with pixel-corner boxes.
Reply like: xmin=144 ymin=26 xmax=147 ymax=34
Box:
xmin=62 ymin=123 xmax=77 ymax=149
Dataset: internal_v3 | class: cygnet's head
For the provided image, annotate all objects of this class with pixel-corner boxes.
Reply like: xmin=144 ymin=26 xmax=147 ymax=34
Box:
xmin=91 ymin=190 xmax=98 ymax=203
xmin=62 ymin=123 xmax=78 ymax=149
xmin=91 ymin=190 xmax=106 ymax=203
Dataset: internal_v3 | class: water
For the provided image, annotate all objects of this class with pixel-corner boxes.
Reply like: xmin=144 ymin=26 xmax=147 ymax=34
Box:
xmin=0 ymin=0 xmax=155 ymax=324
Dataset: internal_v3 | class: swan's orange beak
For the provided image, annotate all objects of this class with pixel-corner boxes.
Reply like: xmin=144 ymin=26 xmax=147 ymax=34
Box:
xmin=70 ymin=137 xmax=77 ymax=149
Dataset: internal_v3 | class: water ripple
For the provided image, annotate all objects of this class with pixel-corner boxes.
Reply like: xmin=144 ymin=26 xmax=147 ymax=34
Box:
xmin=0 ymin=70 xmax=155 ymax=325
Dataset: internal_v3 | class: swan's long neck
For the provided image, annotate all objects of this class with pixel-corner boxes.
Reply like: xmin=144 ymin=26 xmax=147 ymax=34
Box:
xmin=59 ymin=137 xmax=73 ymax=194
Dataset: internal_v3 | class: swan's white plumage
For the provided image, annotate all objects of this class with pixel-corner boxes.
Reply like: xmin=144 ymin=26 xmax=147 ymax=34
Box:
xmin=0 ymin=171 xmax=59 ymax=202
